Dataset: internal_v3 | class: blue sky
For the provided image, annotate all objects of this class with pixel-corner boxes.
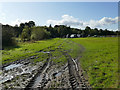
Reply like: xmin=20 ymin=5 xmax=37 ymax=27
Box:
xmin=0 ymin=2 xmax=118 ymax=30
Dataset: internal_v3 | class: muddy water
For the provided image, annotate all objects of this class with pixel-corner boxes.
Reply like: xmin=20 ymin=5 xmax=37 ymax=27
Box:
xmin=31 ymin=61 xmax=50 ymax=88
xmin=42 ymin=51 xmax=50 ymax=54
xmin=0 ymin=75 xmax=13 ymax=84
xmin=0 ymin=64 xmax=23 ymax=84
xmin=1 ymin=63 xmax=39 ymax=84
xmin=4 ymin=64 xmax=23 ymax=70
xmin=55 ymin=72 xmax=62 ymax=77
xmin=32 ymin=75 xmax=42 ymax=87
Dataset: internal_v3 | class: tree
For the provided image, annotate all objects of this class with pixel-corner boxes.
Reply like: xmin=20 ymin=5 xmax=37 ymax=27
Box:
xmin=31 ymin=27 xmax=51 ymax=40
xmin=46 ymin=24 xmax=56 ymax=38
xmin=20 ymin=23 xmax=25 ymax=29
xmin=21 ymin=26 xmax=31 ymax=41
xmin=28 ymin=21 xmax=35 ymax=28
xmin=13 ymin=25 xmax=21 ymax=37
xmin=85 ymin=26 xmax=91 ymax=36
xmin=49 ymin=24 xmax=52 ymax=28
xmin=94 ymin=28 xmax=99 ymax=35
xmin=2 ymin=25 xmax=16 ymax=47
xmin=99 ymin=29 xmax=103 ymax=35
xmin=55 ymin=25 xmax=72 ymax=38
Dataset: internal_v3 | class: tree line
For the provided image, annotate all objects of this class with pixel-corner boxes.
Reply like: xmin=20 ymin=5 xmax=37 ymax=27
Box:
xmin=2 ymin=21 xmax=119 ymax=47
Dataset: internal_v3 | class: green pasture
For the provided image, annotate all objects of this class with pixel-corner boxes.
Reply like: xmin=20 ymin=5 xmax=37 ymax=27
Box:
xmin=71 ymin=37 xmax=118 ymax=88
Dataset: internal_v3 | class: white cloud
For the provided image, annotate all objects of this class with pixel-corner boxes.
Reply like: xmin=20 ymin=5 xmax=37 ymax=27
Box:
xmin=46 ymin=14 xmax=118 ymax=29
xmin=83 ymin=17 xmax=118 ymax=28
xmin=47 ymin=14 xmax=83 ymax=27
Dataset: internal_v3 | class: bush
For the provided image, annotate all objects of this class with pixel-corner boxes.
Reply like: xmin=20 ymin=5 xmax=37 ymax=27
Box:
xmin=2 ymin=25 xmax=16 ymax=47
xmin=31 ymin=27 xmax=51 ymax=40
xmin=21 ymin=26 xmax=31 ymax=42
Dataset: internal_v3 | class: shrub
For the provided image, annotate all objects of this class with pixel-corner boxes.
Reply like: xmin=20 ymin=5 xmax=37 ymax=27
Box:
xmin=2 ymin=25 xmax=16 ymax=47
xmin=31 ymin=27 xmax=51 ymax=40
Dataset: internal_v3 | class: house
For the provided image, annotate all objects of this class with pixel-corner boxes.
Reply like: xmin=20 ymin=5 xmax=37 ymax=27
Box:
xmin=70 ymin=34 xmax=75 ymax=38
xmin=77 ymin=34 xmax=81 ymax=37
xmin=66 ymin=34 xmax=85 ymax=38
xmin=66 ymin=34 xmax=69 ymax=38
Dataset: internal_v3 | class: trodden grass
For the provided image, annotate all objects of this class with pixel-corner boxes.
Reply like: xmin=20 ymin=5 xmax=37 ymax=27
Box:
xmin=71 ymin=37 xmax=118 ymax=88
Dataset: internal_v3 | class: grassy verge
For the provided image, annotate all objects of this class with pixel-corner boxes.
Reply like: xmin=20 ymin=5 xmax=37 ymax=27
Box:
xmin=71 ymin=37 xmax=118 ymax=88
xmin=2 ymin=38 xmax=62 ymax=64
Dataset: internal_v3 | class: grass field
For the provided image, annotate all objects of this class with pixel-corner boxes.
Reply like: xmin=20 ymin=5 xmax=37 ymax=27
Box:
xmin=71 ymin=37 xmax=118 ymax=88
xmin=1 ymin=37 xmax=118 ymax=88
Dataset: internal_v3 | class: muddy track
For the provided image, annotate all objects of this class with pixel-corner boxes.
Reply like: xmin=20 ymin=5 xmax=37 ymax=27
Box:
xmin=24 ymin=40 xmax=68 ymax=89
xmin=24 ymin=41 xmax=63 ymax=89
xmin=2 ymin=39 xmax=91 ymax=89
xmin=24 ymin=52 xmax=51 ymax=89
xmin=59 ymin=40 xmax=91 ymax=89
xmin=47 ymin=39 xmax=91 ymax=89
xmin=70 ymin=40 xmax=91 ymax=88
xmin=61 ymin=51 xmax=88 ymax=89
xmin=62 ymin=51 xmax=78 ymax=88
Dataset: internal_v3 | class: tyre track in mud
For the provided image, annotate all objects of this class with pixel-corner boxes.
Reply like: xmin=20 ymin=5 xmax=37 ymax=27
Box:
xmin=62 ymin=51 xmax=79 ymax=88
xmin=25 ymin=53 xmax=51 ymax=89
xmin=23 ymin=39 xmax=90 ymax=89
xmin=59 ymin=39 xmax=91 ymax=89
xmin=2 ymin=39 xmax=69 ymax=89
xmin=61 ymin=50 xmax=91 ymax=89
xmin=45 ymin=39 xmax=91 ymax=89
xmin=70 ymin=40 xmax=91 ymax=89
xmin=24 ymin=40 xmax=65 ymax=89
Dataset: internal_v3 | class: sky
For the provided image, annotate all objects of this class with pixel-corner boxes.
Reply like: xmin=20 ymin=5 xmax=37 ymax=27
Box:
xmin=0 ymin=2 xmax=118 ymax=30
